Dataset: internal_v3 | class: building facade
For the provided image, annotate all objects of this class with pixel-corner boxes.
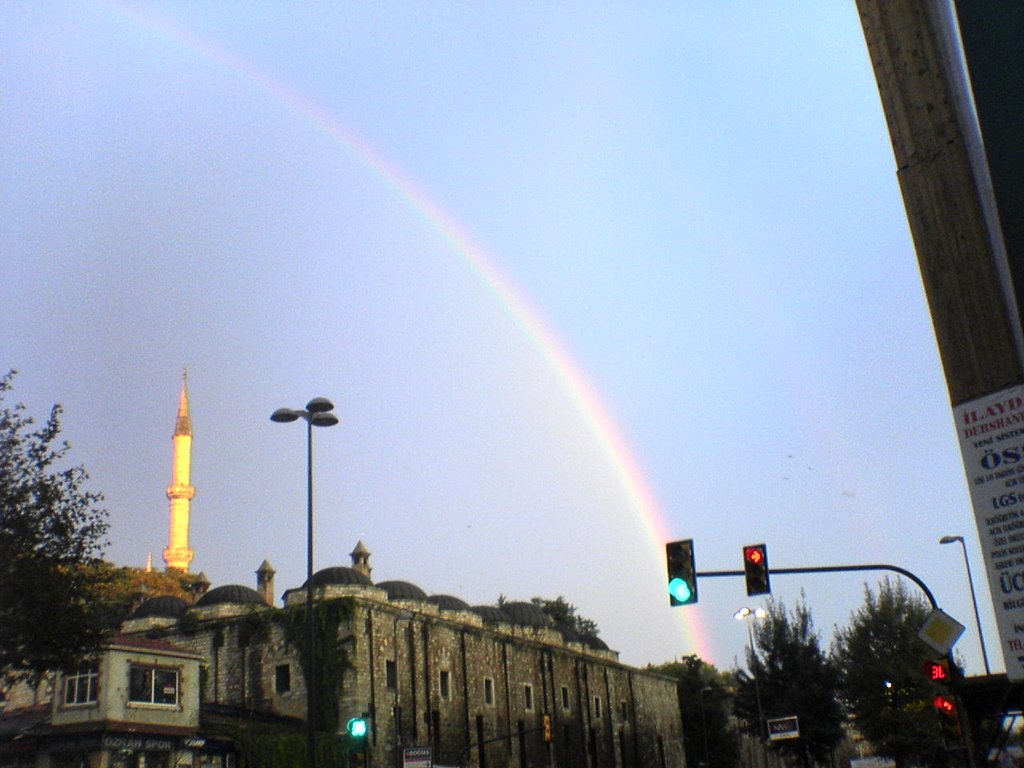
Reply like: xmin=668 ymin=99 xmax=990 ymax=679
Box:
xmin=119 ymin=544 xmax=685 ymax=768
xmin=1 ymin=546 xmax=685 ymax=768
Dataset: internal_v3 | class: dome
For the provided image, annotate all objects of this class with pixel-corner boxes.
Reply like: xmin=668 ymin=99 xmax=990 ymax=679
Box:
xmin=132 ymin=595 xmax=189 ymax=619
xmin=376 ymin=580 xmax=428 ymax=601
xmin=556 ymin=623 xmax=583 ymax=644
xmin=428 ymin=594 xmax=471 ymax=611
xmin=580 ymin=634 xmax=609 ymax=651
xmin=501 ymin=601 xmax=553 ymax=628
xmin=195 ymin=584 xmax=265 ymax=607
xmin=306 ymin=566 xmax=373 ymax=588
xmin=471 ymin=605 xmax=510 ymax=623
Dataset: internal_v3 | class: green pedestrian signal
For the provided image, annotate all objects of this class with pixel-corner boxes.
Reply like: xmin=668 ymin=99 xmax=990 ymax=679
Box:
xmin=666 ymin=539 xmax=697 ymax=606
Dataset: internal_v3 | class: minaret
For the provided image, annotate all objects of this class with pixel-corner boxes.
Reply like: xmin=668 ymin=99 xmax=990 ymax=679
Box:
xmin=163 ymin=371 xmax=195 ymax=571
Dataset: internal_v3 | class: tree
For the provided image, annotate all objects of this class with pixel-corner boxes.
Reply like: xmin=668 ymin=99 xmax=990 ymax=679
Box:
xmin=733 ymin=596 xmax=844 ymax=768
xmin=530 ymin=595 xmax=600 ymax=637
xmin=833 ymin=577 xmax=954 ymax=768
xmin=0 ymin=371 xmax=111 ymax=682
xmin=496 ymin=594 xmax=601 ymax=638
xmin=649 ymin=655 xmax=739 ymax=768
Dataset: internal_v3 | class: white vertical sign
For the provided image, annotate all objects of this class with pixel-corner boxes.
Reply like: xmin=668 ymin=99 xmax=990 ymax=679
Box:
xmin=954 ymin=384 xmax=1024 ymax=680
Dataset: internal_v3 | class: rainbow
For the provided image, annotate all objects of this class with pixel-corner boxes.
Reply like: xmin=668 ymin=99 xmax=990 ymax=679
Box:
xmin=102 ymin=0 xmax=713 ymax=660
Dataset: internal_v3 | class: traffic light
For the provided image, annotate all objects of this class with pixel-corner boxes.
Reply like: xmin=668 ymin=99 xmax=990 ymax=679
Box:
xmin=347 ymin=715 xmax=369 ymax=739
xmin=542 ymin=713 xmax=553 ymax=742
xmin=933 ymin=694 xmax=955 ymax=714
xmin=743 ymin=544 xmax=770 ymax=596
xmin=666 ymin=539 xmax=697 ymax=606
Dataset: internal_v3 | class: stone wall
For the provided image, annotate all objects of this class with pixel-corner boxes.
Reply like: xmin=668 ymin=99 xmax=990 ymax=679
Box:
xmin=133 ymin=587 xmax=685 ymax=768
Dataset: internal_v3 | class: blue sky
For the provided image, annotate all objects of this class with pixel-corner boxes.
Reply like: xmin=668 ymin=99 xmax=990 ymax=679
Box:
xmin=1 ymin=1 xmax=993 ymax=671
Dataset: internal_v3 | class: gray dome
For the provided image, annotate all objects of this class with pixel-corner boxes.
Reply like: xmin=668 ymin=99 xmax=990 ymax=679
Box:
xmin=556 ymin=623 xmax=583 ymax=643
xmin=306 ymin=566 xmax=373 ymax=588
xmin=428 ymin=594 xmax=471 ymax=611
xmin=501 ymin=601 xmax=553 ymax=628
xmin=195 ymin=585 xmax=265 ymax=607
xmin=132 ymin=595 xmax=189 ymax=619
xmin=376 ymin=580 xmax=428 ymax=601
xmin=580 ymin=634 xmax=609 ymax=651
xmin=471 ymin=605 xmax=510 ymax=623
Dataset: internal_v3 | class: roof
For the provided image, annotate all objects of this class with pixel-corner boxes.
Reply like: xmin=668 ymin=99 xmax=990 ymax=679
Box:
xmin=428 ymin=594 xmax=471 ymax=611
xmin=195 ymin=584 xmax=265 ymax=607
xmin=132 ymin=595 xmax=189 ymax=619
xmin=376 ymin=580 xmax=428 ymax=601
xmin=306 ymin=566 xmax=373 ymax=588
xmin=471 ymin=605 xmax=510 ymax=623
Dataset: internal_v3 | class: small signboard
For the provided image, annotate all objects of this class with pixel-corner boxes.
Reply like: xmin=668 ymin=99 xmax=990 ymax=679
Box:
xmin=767 ymin=716 xmax=799 ymax=741
xmin=918 ymin=609 xmax=965 ymax=656
xmin=403 ymin=746 xmax=432 ymax=768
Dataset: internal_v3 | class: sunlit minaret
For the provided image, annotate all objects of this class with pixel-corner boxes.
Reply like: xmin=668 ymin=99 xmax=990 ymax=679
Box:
xmin=163 ymin=370 xmax=195 ymax=571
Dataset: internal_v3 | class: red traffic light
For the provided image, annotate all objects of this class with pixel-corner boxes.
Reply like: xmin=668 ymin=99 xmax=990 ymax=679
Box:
xmin=933 ymin=695 xmax=956 ymax=714
xmin=742 ymin=544 xmax=770 ymax=596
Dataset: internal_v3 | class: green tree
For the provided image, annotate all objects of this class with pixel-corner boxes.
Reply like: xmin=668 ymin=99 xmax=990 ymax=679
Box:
xmin=530 ymin=595 xmax=599 ymax=637
xmin=0 ymin=371 xmax=111 ymax=682
xmin=649 ymin=655 xmax=739 ymax=768
xmin=733 ymin=597 xmax=844 ymax=768
xmin=496 ymin=594 xmax=601 ymax=638
xmin=833 ymin=577 xmax=954 ymax=768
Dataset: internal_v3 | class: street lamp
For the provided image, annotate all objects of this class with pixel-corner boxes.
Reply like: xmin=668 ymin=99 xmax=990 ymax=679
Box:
xmin=735 ymin=607 xmax=769 ymax=768
xmin=699 ymin=685 xmax=712 ymax=768
xmin=271 ymin=397 xmax=339 ymax=768
xmin=939 ymin=534 xmax=991 ymax=674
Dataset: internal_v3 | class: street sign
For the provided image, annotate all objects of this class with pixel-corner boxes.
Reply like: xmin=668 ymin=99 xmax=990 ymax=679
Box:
xmin=918 ymin=609 xmax=965 ymax=656
xmin=402 ymin=746 xmax=432 ymax=768
xmin=767 ymin=716 xmax=799 ymax=741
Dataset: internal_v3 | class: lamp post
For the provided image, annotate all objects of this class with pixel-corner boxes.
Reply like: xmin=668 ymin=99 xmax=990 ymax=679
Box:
xmin=271 ymin=397 xmax=339 ymax=768
xmin=699 ymin=685 xmax=712 ymax=768
xmin=735 ymin=607 xmax=769 ymax=768
xmin=939 ymin=534 xmax=991 ymax=674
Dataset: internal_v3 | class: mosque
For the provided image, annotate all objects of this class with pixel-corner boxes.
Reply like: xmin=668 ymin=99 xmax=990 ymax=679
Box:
xmin=0 ymin=376 xmax=685 ymax=768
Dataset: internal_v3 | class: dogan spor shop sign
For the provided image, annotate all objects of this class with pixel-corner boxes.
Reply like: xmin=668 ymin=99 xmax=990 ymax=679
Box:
xmin=956 ymin=384 xmax=1024 ymax=680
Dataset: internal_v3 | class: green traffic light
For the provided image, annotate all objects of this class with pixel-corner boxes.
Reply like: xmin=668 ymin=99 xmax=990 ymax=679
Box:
xmin=347 ymin=717 xmax=368 ymax=738
xmin=668 ymin=577 xmax=692 ymax=603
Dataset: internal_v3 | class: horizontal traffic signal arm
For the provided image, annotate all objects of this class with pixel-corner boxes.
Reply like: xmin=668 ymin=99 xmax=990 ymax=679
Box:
xmin=697 ymin=562 xmax=937 ymax=610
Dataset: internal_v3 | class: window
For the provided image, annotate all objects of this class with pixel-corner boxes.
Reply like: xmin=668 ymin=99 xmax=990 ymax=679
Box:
xmin=275 ymin=664 xmax=291 ymax=693
xmin=483 ymin=677 xmax=495 ymax=706
xmin=620 ymin=700 xmax=629 ymax=721
xmin=593 ymin=696 xmax=602 ymax=719
xmin=386 ymin=660 xmax=397 ymax=690
xmin=439 ymin=670 xmax=451 ymax=701
xmin=64 ymin=661 xmax=99 ymax=705
xmin=561 ymin=685 xmax=570 ymax=711
xmin=129 ymin=665 xmax=179 ymax=706
xmin=524 ymin=684 xmax=534 ymax=712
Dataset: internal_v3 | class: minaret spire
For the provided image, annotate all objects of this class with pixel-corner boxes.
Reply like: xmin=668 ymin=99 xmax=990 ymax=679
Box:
xmin=163 ymin=369 xmax=195 ymax=571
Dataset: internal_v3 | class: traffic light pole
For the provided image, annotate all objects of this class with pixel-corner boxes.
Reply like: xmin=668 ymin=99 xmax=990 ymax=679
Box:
xmin=701 ymin=562 xmax=983 ymax=768
xmin=697 ymin=562 xmax=938 ymax=609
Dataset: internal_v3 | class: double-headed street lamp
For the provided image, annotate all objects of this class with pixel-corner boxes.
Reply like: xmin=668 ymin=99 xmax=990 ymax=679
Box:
xmin=939 ymin=534 xmax=991 ymax=674
xmin=271 ymin=397 xmax=339 ymax=768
